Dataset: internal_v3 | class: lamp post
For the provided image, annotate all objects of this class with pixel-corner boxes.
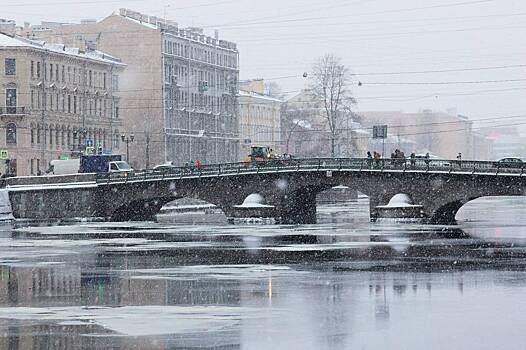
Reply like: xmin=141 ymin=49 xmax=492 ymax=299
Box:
xmin=121 ymin=133 xmax=134 ymax=163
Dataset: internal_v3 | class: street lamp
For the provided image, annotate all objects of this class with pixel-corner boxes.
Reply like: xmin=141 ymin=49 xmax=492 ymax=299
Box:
xmin=121 ymin=133 xmax=134 ymax=162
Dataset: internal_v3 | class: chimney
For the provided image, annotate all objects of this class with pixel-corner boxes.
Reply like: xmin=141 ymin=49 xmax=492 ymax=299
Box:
xmin=214 ymin=29 xmax=219 ymax=40
xmin=0 ymin=19 xmax=16 ymax=37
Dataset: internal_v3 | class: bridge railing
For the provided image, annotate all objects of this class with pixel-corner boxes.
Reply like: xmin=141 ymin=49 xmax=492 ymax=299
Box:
xmin=94 ymin=158 xmax=525 ymax=184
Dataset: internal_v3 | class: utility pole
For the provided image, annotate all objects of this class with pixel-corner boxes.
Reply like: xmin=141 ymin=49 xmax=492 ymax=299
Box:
xmin=121 ymin=134 xmax=134 ymax=163
xmin=145 ymin=131 xmax=150 ymax=169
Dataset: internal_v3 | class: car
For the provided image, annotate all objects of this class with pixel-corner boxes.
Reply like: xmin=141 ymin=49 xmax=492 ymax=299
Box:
xmin=495 ymin=157 xmax=524 ymax=168
xmin=153 ymin=162 xmax=178 ymax=172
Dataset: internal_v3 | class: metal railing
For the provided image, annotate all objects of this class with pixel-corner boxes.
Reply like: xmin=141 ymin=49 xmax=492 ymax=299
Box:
xmin=95 ymin=158 xmax=526 ymax=185
xmin=0 ymin=106 xmax=26 ymax=115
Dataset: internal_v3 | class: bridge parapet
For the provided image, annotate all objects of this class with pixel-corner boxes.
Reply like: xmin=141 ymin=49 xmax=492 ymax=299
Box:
xmin=95 ymin=158 xmax=524 ymax=185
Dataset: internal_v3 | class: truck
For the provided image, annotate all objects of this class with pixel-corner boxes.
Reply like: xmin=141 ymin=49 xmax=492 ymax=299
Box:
xmin=48 ymin=158 xmax=81 ymax=175
xmin=79 ymin=155 xmax=132 ymax=174
xmin=47 ymin=155 xmax=132 ymax=175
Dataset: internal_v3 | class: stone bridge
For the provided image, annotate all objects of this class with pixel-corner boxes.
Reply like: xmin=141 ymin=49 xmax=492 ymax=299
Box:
xmin=6 ymin=158 xmax=526 ymax=224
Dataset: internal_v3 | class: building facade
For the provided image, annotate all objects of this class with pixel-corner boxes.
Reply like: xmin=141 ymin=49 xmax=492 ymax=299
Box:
xmin=239 ymin=79 xmax=282 ymax=157
xmin=358 ymin=109 xmax=493 ymax=160
xmin=0 ymin=20 xmax=123 ymax=176
xmin=23 ymin=9 xmax=240 ymax=168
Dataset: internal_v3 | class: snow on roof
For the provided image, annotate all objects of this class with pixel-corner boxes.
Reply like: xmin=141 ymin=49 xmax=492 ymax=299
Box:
xmin=292 ymin=119 xmax=312 ymax=129
xmin=118 ymin=13 xmax=158 ymax=30
xmin=238 ymin=90 xmax=283 ymax=103
xmin=0 ymin=33 xmax=125 ymax=66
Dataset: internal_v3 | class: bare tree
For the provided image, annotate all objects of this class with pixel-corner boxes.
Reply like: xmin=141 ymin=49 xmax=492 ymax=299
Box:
xmin=310 ymin=54 xmax=355 ymax=157
xmin=264 ymin=81 xmax=285 ymax=100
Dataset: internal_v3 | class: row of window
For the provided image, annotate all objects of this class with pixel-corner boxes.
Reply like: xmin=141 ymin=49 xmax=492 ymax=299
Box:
xmin=168 ymin=111 xmax=238 ymax=135
xmin=29 ymin=89 xmax=119 ymax=118
xmin=28 ymin=124 xmax=121 ymax=150
xmin=163 ymin=40 xmax=238 ymax=69
xmin=164 ymin=62 xmax=236 ymax=93
xmin=167 ymin=135 xmax=239 ymax=164
xmin=29 ymin=60 xmax=110 ymax=89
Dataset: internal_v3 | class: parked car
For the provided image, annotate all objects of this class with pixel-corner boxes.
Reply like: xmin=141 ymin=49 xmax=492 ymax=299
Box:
xmin=495 ymin=157 xmax=524 ymax=168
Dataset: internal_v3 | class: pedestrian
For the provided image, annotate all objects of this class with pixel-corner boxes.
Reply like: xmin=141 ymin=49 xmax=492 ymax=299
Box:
xmin=195 ymin=159 xmax=202 ymax=169
xmin=367 ymin=151 xmax=373 ymax=167
xmin=410 ymin=152 xmax=416 ymax=167
xmin=373 ymin=151 xmax=381 ymax=167
xmin=456 ymin=152 xmax=462 ymax=168
xmin=37 ymin=169 xmax=42 ymax=176
xmin=424 ymin=152 xmax=430 ymax=166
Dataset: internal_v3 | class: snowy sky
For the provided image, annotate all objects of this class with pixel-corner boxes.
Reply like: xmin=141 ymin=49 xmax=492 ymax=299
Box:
xmin=3 ymin=0 xmax=526 ymax=126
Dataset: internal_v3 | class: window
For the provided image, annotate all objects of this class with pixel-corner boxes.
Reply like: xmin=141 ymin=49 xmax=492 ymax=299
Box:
xmin=67 ymin=95 xmax=71 ymax=113
xmin=103 ymin=73 xmax=106 ymax=89
xmin=5 ymin=89 xmax=16 ymax=114
xmin=89 ymin=70 xmax=92 ymax=87
xmin=30 ymin=61 xmax=34 ymax=78
xmin=36 ymin=61 xmax=41 ymax=78
xmin=6 ymin=123 xmax=16 ymax=144
xmin=112 ymin=75 xmax=119 ymax=91
xmin=5 ymin=58 xmax=16 ymax=75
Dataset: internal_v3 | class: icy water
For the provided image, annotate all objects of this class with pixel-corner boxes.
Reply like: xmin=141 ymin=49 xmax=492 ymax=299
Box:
xmin=1 ymin=197 xmax=526 ymax=349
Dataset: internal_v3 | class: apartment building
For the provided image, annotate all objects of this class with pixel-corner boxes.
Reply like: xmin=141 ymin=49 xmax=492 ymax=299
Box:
xmin=23 ymin=9 xmax=240 ymax=168
xmin=239 ymin=79 xmax=282 ymax=157
xmin=0 ymin=19 xmax=124 ymax=176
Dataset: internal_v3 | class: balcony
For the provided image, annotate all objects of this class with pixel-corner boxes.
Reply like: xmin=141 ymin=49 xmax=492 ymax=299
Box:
xmin=0 ymin=107 xmax=27 ymax=121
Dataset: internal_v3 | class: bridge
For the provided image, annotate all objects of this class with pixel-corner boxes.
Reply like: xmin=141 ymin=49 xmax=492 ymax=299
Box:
xmin=6 ymin=158 xmax=526 ymax=224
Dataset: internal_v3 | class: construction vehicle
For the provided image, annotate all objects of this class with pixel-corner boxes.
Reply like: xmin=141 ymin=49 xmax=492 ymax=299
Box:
xmin=245 ymin=145 xmax=279 ymax=163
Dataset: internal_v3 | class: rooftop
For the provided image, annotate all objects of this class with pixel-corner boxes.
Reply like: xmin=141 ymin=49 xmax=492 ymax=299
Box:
xmin=117 ymin=8 xmax=237 ymax=52
xmin=0 ymin=33 xmax=124 ymax=66
xmin=239 ymin=89 xmax=283 ymax=103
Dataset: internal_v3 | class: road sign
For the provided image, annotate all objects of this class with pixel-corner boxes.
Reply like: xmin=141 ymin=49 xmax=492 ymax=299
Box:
xmin=0 ymin=150 xmax=8 ymax=160
xmin=372 ymin=125 xmax=388 ymax=139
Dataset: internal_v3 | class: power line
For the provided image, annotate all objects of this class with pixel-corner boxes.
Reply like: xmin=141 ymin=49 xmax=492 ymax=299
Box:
xmin=360 ymin=78 xmax=526 ymax=86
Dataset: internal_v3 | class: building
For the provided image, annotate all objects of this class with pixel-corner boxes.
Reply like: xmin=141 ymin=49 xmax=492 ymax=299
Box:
xmin=281 ymin=90 xmax=367 ymax=157
xmin=0 ymin=19 xmax=124 ymax=176
xmin=358 ymin=109 xmax=493 ymax=159
xmin=239 ymin=79 xmax=282 ymax=157
xmin=479 ymin=126 xmax=525 ymax=160
xmin=22 ymin=9 xmax=240 ymax=168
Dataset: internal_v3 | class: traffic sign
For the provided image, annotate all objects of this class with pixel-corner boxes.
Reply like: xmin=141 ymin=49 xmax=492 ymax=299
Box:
xmin=373 ymin=125 xmax=388 ymax=139
xmin=0 ymin=150 xmax=8 ymax=160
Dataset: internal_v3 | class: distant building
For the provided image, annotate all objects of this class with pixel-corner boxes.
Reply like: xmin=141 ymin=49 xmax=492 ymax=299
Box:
xmin=282 ymin=90 xmax=367 ymax=157
xmin=358 ymin=109 xmax=493 ymax=159
xmin=21 ymin=9 xmax=240 ymax=168
xmin=239 ymin=79 xmax=282 ymax=157
xmin=0 ymin=20 xmax=124 ymax=176
xmin=479 ymin=127 xmax=525 ymax=160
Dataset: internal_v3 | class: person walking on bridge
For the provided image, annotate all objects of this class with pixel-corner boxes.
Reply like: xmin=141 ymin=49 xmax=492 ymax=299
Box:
xmin=367 ymin=151 xmax=373 ymax=168
xmin=456 ymin=152 xmax=462 ymax=168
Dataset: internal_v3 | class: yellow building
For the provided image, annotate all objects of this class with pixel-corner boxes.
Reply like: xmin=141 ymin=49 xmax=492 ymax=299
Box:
xmin=239 ymin=79 xmax=282 ymax=157
xmin=0 ymin=20 xmax=124 ymax=176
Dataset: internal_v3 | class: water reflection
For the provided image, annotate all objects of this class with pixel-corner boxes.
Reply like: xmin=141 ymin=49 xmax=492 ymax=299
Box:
xmin=0 ymin=197 xmax=525 ymax=348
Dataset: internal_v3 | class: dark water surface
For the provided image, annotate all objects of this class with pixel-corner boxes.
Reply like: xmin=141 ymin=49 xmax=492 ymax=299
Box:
xmin=1 ymin=197 xmax=526 ymax=349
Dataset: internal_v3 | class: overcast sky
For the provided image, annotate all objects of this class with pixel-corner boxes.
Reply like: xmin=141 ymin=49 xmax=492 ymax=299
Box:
xmin=3 ymin=0 xmax=526 ymax=126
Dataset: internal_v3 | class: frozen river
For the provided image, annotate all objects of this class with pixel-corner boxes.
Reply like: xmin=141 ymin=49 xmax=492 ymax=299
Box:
xmin=1 ymin=197 xmax=526 ymax=349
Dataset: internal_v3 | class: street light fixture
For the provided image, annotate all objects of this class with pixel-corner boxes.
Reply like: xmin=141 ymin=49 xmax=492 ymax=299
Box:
xmin=121 ymin=133 xmax=134 ymax=163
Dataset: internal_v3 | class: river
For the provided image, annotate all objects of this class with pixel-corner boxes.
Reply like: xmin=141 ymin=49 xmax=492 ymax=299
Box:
xmin=0 ymin=197 xmax=525 ymax=349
